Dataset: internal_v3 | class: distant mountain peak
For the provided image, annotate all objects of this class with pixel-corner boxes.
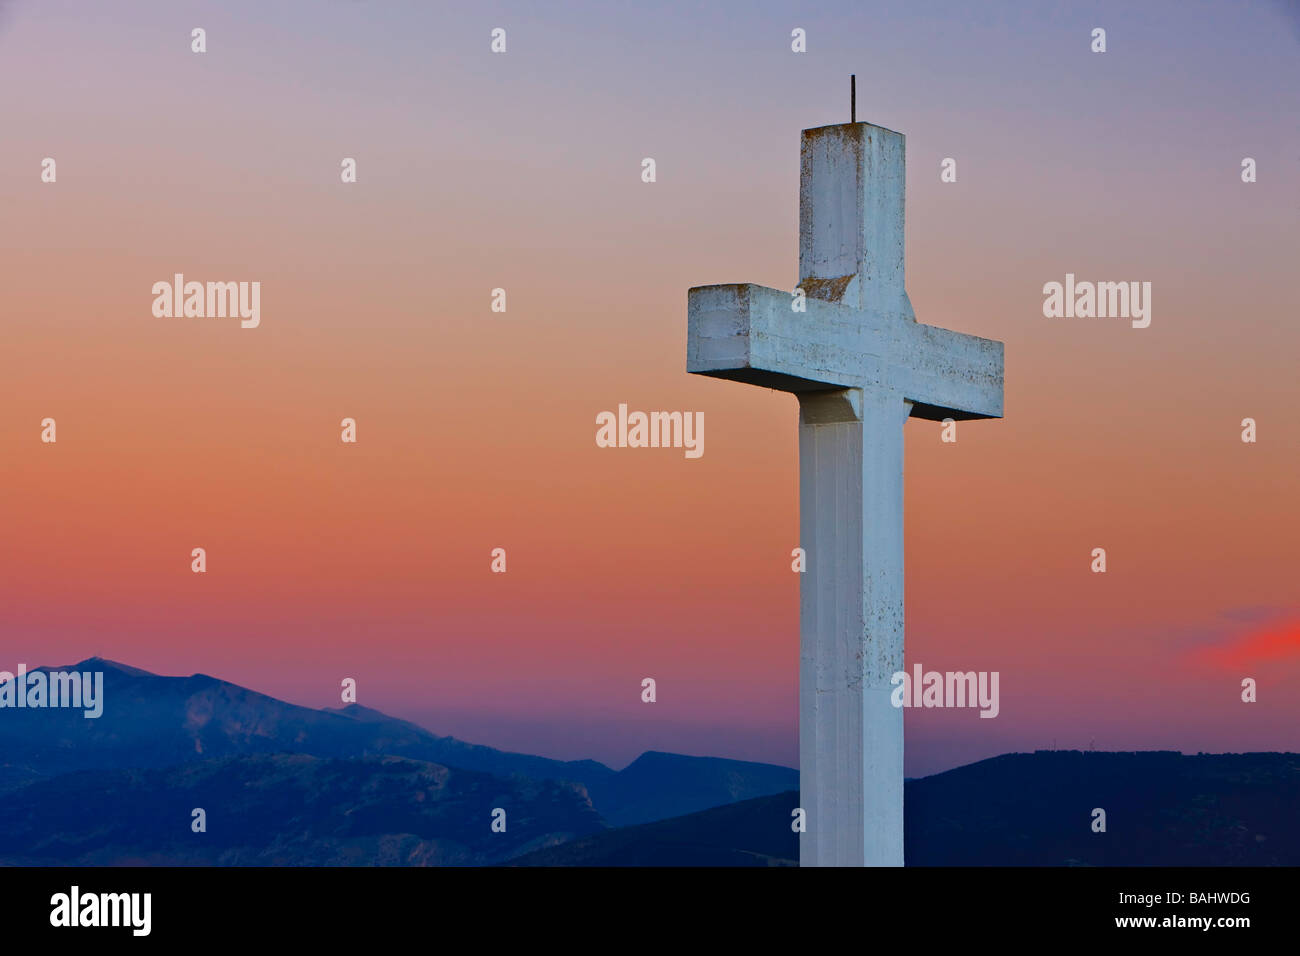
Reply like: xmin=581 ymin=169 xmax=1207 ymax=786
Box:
xmin=326 ymin=703 xmax=392 ymax=720
xmin=623 ymin=749 xmax=796 ymax=772
xmin=62 ymin=658 xmax=156 ymax=677
xmin=338 ymin=703 xmax=372 ymax=712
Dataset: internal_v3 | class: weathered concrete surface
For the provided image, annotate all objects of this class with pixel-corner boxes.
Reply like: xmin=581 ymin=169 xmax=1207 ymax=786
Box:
xmin=685 ymin=121 xmax=1005 ymax=867
xmin=687 ymin=282 xmax=1003 ymax=418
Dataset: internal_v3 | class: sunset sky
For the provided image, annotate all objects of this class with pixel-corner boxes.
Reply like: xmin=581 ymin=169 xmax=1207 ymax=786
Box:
xmin=1 ymin=0 xmax=1296 ymax=775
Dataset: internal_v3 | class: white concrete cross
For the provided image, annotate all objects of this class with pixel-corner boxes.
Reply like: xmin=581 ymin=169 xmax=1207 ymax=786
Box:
xmin=686 ymin=121 xmax=1004 ymax=866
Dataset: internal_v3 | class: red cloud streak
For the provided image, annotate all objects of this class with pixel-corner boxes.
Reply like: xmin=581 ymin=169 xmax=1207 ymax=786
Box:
xmin=1195 ymin=621 xmax=1300 ymax=669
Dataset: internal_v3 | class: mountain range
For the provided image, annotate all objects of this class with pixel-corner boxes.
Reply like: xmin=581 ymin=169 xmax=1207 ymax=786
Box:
xmin=2 ymin=659 xmax=1294 ymax=865
xmin=0 ymin=657 xmax=796 ymax=863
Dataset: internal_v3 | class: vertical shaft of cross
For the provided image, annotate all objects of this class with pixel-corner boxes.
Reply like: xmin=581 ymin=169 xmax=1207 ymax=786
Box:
xmin=797 ymin=122 xmax=909 ymax=866
xmin=798 ymin=388 xmax=907 ymax=866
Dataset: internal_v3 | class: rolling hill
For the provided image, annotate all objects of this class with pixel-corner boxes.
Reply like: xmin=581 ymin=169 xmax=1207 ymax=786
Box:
xmin=509 ymin=750 xmax=1300 ymax=866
